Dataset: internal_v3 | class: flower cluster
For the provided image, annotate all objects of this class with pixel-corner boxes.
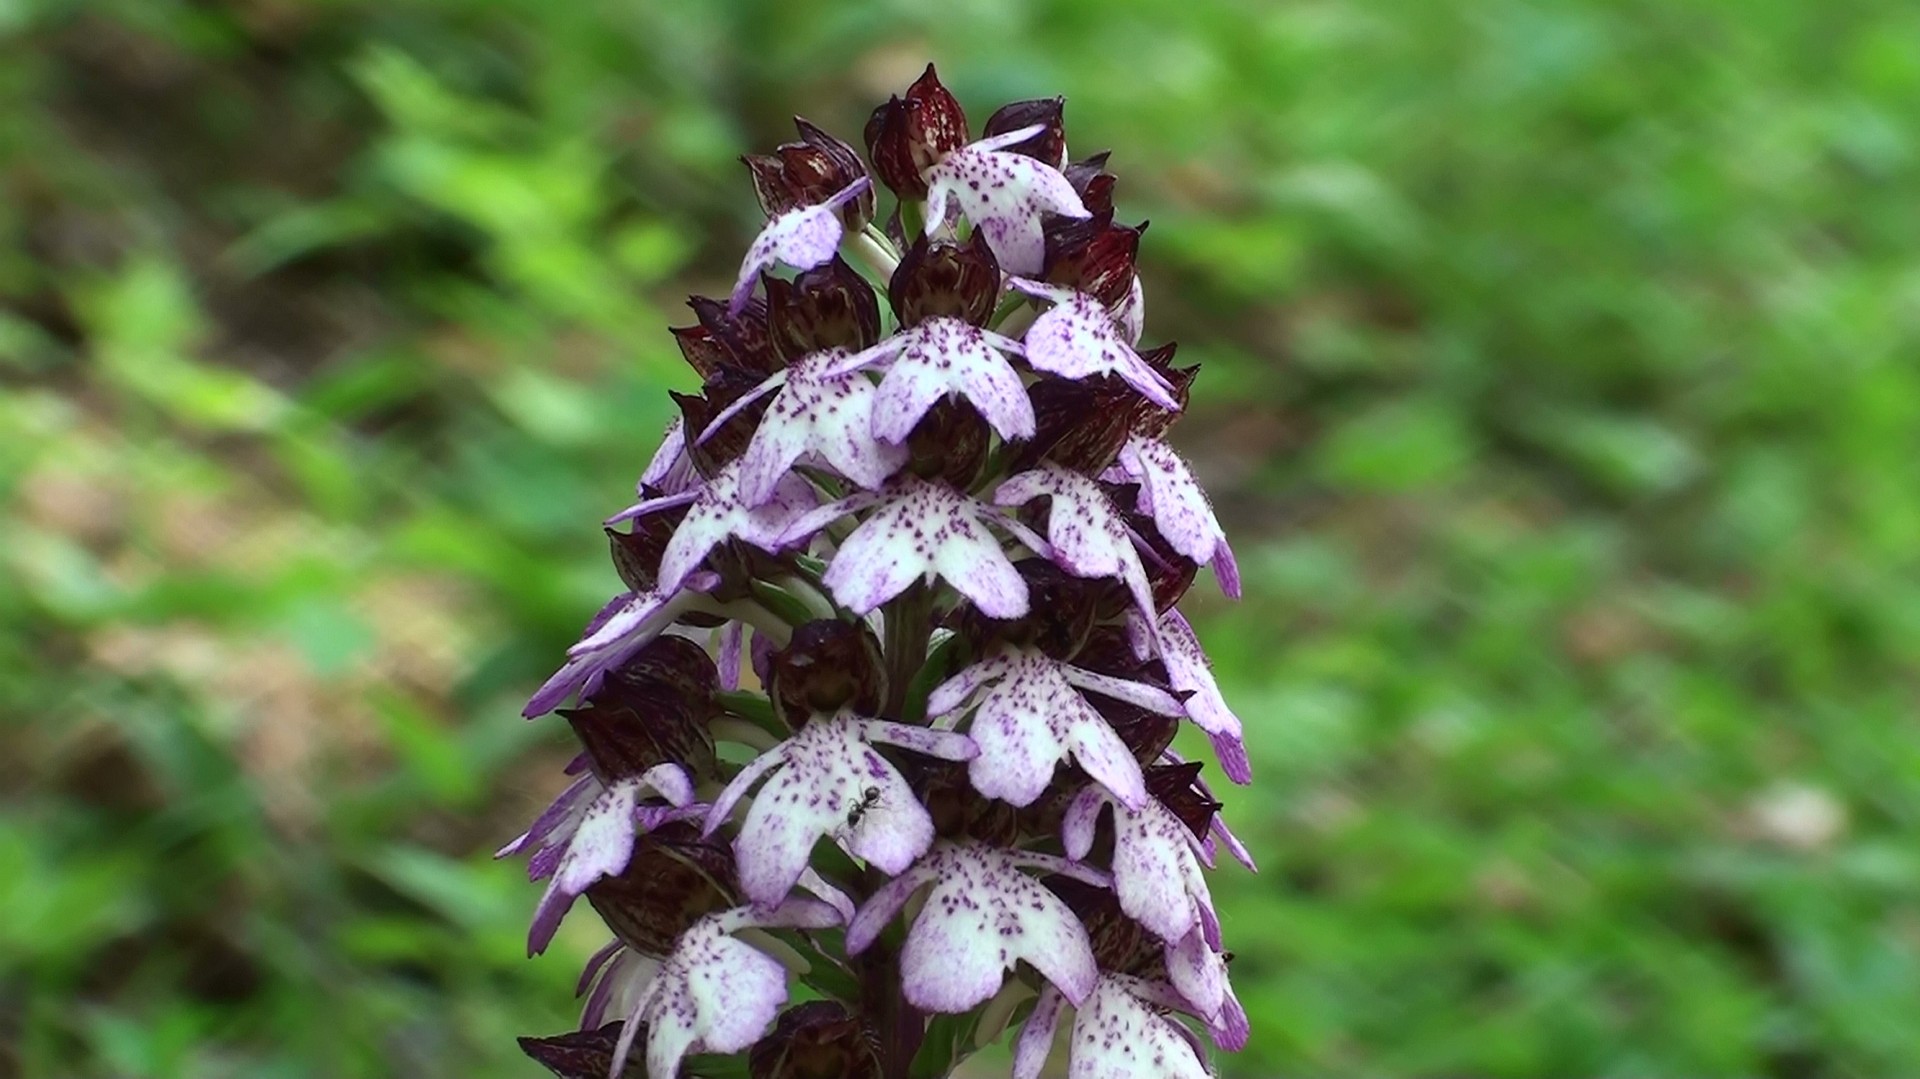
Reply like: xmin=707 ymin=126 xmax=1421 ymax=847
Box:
xmin=508 ymin=65 xmax=1252 ymax=1079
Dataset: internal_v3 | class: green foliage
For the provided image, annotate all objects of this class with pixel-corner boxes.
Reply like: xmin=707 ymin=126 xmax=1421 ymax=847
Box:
xmin=2 ymin=0 xmax=1916 ymax=1076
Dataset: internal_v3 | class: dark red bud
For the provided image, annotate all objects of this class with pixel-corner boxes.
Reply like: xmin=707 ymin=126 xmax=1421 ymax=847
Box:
xmin=519 ymin=1023 xmax=643 ymax=1079
xmin=1146 ymin=760 xmax=1222 ymax=839
xmin=675 ymin=362 xmax=773 ymax=474
xmin=904 ymin=398 xmax=991 ymax=489
xmin=671 ymin=295 xmax=780 ymax=379
xmin=915 ymin=759 xmax=1020 ymax=844
xmin=1015 ymin=373 xmax=1138 ymax=476
xmin=585 ymin=822 xmax=736 ymax=954
xmin=605 ymin=500 xmax=686 ymax=593
xmin=768 ymin=619 xmax=886 ymax=726
xmin=1043 ymin=217 xmax=1143 ymax=309
xmin=744 ymin=118 xmax=874 ymax=230
xmin=888 ymin=231 xmax=1001 ymax=328
xmin=982 ymin=96 xmax=1067 ymax=167
xmin=1046 ymin=875 xmax=1151 ymax=973
xmin=1063 ymin=152 xmax=1117 ymax=216
xmin=1127 ymin=347 xmax=1194 ymax=439
xmin=864 ymin=64 xmax=969 ymax=199
xmin=765 ymin=256 xmax=881 ymax=359
xmin=748 ymin=1002 xmax=883 ymax=1079
xmin=561 ymin=636 xmax=719 ymax=782
xmin=949 ymin=558 xmax=1106 ymax=659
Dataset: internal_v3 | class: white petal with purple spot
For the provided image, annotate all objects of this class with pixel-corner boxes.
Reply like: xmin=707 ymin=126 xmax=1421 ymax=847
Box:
xmin=1117 ymin=433 xmax=1239 ymax=598
xmin=730 ymin=178 xmax=871 ymax=313
xmin=821 ymin=477 xmax=1029 ymax=618
xmin=846 ymin=843 xmax=1100 ymax=1013
xmin=845 ymin=317 xmax=1035 ymax=443
xmin=736 ymin=348 xmax=909 ymax=504
xmin=925 ymin=126 xmax=1089 ymax=275
xmin=705 ymin=713 xmax=975 ymax=907
xmin=929 ymin=647 xmax=1159 ymax=810
xmin=1157 ymin=609 xmax=1252 ymax=783
xmin=610 ymin=901 xmax=845 ymax=1077
xmin=1010 ymin=280 xmax=1179 ymax=409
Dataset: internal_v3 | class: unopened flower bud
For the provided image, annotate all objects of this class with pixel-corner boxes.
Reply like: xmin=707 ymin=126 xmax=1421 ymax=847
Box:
xmin=1145 ymin=760 xmax=1223 ymax=839
xmin=982 ymin=97 xmax=1067 ymax=169
xmin=561 ymin=637 xmax=719 ymax=782
xmin=744 ymin=118 xmax=875 ymax=230
xmin=1017 ymin=373 xmax=1138 ymax=475
xmin=1063 ymin=152 xmax=1117 ymax=216
xmin=606 ymin=506 xmax=683 ymax=594
xmin=888 ymin=232 xmax=1001 ymax=328
xmin=585 ymin=822 xmax=737 ymax=955
xmin=1043 ymin=217 xmax=1143 ymax=309
xmin=748 ymin=1002 xmax=883 ymax=1079
xmin=518 ymin=1023 xmax=636 ymax=1079
xmin=765 ymin=256 xmax=881 ymax=359
xmin=673 ymin=295 xmax=779 ymax=378
xmin=863 ymin=64 xmax=968 ymax=198
xmin=903 ymin=398 xmax=991 ymax=489
xmin=768 ymin=619 xmax=886 ymax=725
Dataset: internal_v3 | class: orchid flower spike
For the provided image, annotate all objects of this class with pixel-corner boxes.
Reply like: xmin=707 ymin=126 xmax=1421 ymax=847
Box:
xmin=505 ymin=64 xmax=1254 ymax=1079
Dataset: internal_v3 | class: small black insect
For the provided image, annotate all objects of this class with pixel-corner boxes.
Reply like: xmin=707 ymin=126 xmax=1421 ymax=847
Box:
xmin=846 ymin=786 xmax=882 ymax=828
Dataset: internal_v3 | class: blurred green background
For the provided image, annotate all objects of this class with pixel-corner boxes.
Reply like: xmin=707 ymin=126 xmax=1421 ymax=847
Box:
xmin=4 ymin=0 xmax=1918 ymax=1076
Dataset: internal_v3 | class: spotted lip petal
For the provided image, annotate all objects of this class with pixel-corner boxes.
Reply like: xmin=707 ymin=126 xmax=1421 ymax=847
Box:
xmin=1010 ymin=279 xmax=1179 ymax=410
xmin=994 ymin=463 xmax=1157 ymax=627
xmin=819 ymin=476 xmax=1030 ymax=618
xmin=1155 ymin=609 xmax=1252 ymax=783
xmin=735 ymin=347 xmax=908 ymax=504
xmin=506 ymin=765 xmax=694 ymax=956
xmin=650 ymin=460 xmax=823 ymax=594
xmin=730 ymin=177 xmax=872 ymax=314
xmin=703 ymin=712 xmax=975 ymax=908
xmin=610 ymin=900 xmax=844 ymax=1078
xmin=1014 ymin=977 xmax=1214 ymax=1079
xmin=845 ymin=844 xmax=1100 ymax=1013
xmin=1116 ymin=433 xmax=1240 ymax=598
xmin=1063 ymin=785 xmax=1219 ymax=947
xmin=836 ymin=317 xmax=1036 ymax=444
xmin=930 ymin=647 xmax=1169 ymax=810
xmin=926 ymin=125 xmax=1090 ymax=276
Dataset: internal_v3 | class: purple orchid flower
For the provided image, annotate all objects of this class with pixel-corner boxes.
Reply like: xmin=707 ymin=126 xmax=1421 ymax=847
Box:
xmin=504 ymin=66 xmax=1256 ymax=1079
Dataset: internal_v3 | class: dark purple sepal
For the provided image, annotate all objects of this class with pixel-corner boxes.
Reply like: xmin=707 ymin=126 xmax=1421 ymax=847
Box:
xmin=1063 ymin=152 xmax=1117 ymax=216
xmin=888 ymin=231 xmax=1001 ymax=329
xmin=765 ymin=256 xmax=882 ymax=360
xmin=1015 ymin=373 xmax=1138 ymax=476
xmin=744 ymin=118 xmax=876 ymax=230
xmin=585 ymin=822 xmax=737 ymax=955
xmin=748 ymin=1001 xmax=884 ymax=1079
xmin=520 ymin=1022 xmax=645 ymax=1079
xmin=561 ymin=636 xmax=720 ymax=783
xmin=864 ymin=64 xmax=969 ymax=199
xmin=1045 ymin=875 xmax=1153 ymax=974
xmin=947 ymin=558 xmax=1107 ymax=661
xmin=767 ymin=619 xmax=887 ymax=727
xmin=675 ymin=364 xmax=774 ymax=475
xmin=982 ymin=97 xmax=1067 ymax=167
xmin=606 ymin=499 xmax=686 ymax=594
xmin=675 ymin=295 xmax=780 ymax=378
xmin=1145 ymin=760 xmax=1222 ymax=839
xmin=1127 ymin=346 xmax=1195 ymax=440
xmin=914 ymin=759 xmax=1021 ymax=845
xmin=903 ymin=398 xmax=991 ymax=490
xmin=1042 ymin=216 xmax=1143 ymax=310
